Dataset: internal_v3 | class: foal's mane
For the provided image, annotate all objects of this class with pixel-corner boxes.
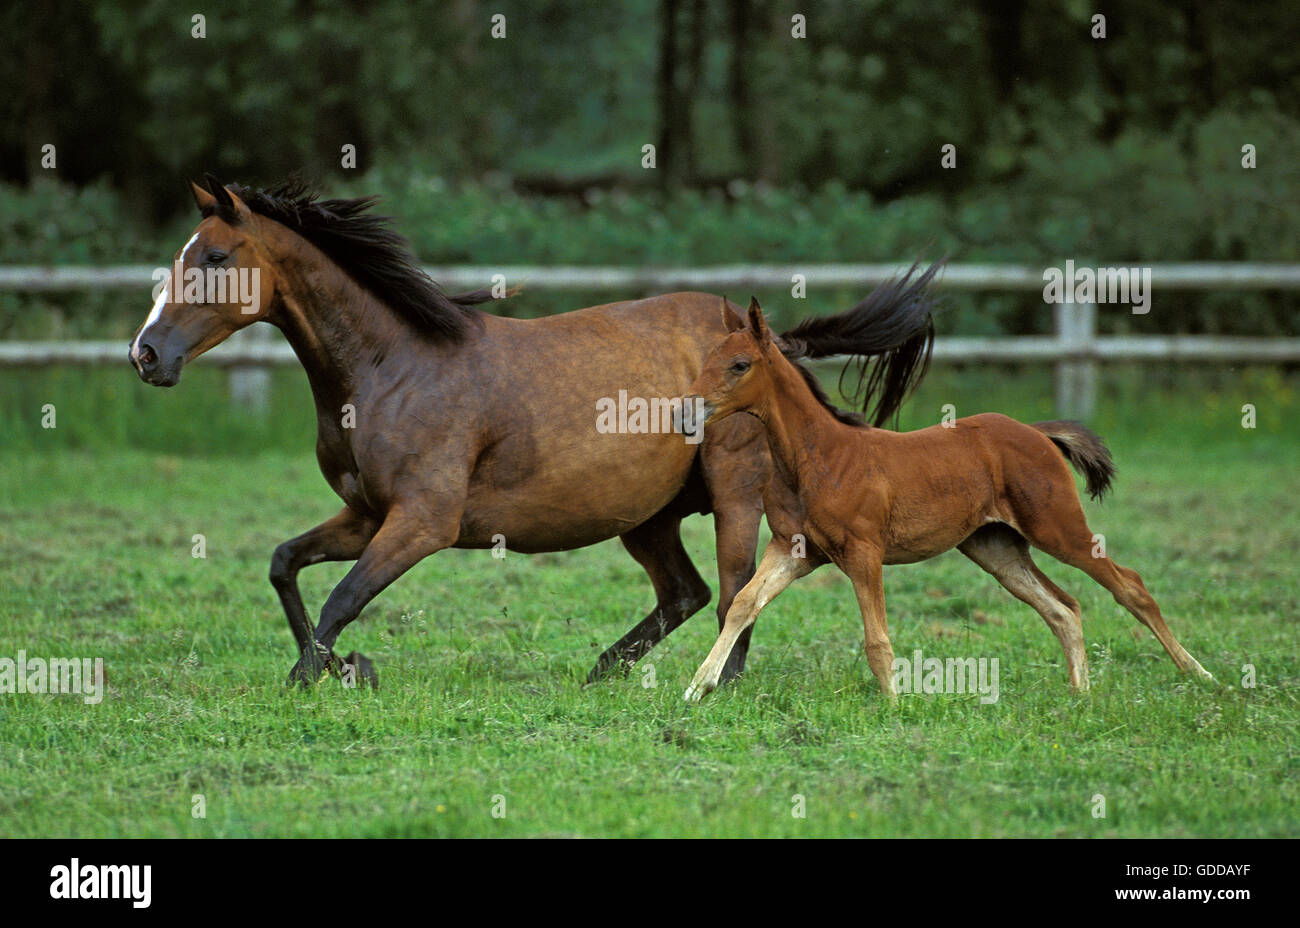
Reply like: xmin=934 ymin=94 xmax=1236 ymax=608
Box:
xmin=223 ymin=177 xmax=495 ymax=341
xmin=782 ymin=356 xmax=870 ymax=428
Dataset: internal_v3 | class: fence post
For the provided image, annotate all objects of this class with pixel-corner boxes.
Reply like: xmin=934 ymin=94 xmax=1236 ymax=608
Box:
xmin=1054 ymin=302 xmax=1097 ymax=420
xmin=227 ymin=323 xmax=271 ymax=412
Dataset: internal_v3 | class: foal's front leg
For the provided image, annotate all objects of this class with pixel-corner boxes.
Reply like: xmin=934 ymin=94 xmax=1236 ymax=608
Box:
xmin=684 ymin=539 xmax=815 ymax=701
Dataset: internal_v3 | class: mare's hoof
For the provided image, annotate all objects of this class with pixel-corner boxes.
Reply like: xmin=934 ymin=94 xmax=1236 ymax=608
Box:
xmin=341 ymin=651 xmax=379 ymax=690
xmin=285 ymin=642 xmax=334 ymax=688
xmin=584 ymin=652 xmax=632 ymax=685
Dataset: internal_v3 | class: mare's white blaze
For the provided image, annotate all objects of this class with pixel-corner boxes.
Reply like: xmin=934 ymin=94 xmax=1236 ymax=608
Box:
xmin=131 ymin=230 xmax=201 ymax=360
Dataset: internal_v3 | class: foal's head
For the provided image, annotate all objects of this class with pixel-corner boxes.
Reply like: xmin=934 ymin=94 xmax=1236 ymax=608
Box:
xmin=689 ymin=298 xmax=782 ymax=426
xmin=129 ymin=175 xmax=280 ymax=386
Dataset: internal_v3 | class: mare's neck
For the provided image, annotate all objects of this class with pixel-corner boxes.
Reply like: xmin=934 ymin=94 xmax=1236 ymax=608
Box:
xmin=262 ymin=220 xmax=420 ymax=408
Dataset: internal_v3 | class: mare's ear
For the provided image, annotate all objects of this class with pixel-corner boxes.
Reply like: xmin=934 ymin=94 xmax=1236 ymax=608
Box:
xmin=203 ymin=173 xmax=252 ymax=225
xmin=191 ymin=180 xmax=217 ymax=215
xmin=721 ymin=297 xmax=745 ymax=333
xmin=747 ymin=297 xmax=771 ymax=346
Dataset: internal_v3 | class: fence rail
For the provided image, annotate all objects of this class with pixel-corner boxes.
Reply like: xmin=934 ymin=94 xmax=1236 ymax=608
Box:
xmin=4 ymin=335 xmax=1299 ymax=366
xmin=3 ymin=262 xmax=1300 ymax=291
xmin=3 ymin=263 xmax=1298 ymax=418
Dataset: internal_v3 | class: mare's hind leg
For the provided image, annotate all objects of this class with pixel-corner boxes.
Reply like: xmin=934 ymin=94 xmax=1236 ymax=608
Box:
xmin=700 ymin=414 xmax=771 ymax=683
xmin=1015 ymin=498 xmax=1214 ymax=681
xmin=959 ymin=524 xmax=1089 ymax=690
xmin=711 ymin=500 xmax=763 ymax=681
xmin=586 ymin=510 xmax=711 ymax=683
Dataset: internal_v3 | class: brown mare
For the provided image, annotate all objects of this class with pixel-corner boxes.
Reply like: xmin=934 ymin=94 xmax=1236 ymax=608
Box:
xmin=682 ymin=298 xmax=1214 ymax=700
xmin=129 ymin=176 xmax=939 ymax=687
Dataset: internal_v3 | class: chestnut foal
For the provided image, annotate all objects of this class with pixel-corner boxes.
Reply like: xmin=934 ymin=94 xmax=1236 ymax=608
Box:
xmin=682 ymin=299 xmax=1213 ymax=700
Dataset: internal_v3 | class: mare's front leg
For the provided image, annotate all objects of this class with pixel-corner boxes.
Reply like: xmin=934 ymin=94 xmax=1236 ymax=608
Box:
xmin=845 ymin=545 xmax=897 ymax=699
xmin=291 ymin=500 xmax=461 ymax=687
xmin=684 ymin=539 xmax=816 ymax=701
xmin=274 ymin=507 xmax=379 ymax=685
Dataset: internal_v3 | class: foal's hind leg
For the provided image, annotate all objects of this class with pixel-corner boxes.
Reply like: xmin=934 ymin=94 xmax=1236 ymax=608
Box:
xmin=844 ymin=546 xmax=898 ymax=698
xmin=1017 ymin=502 xmax=1214 ymax=681
xmin=586 ymin=510 xmax=711 ymax=683
xmin=959 ymin=524 xmax=1089 ymax=690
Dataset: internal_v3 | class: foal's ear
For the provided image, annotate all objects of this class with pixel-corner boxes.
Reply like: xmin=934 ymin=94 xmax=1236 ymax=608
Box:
xmin=191 ymin=180 xmax=217 ymax=215
xmin=202 ymin=173 xmax=251 ymax=225
xmin=747 ymin=297 xmax=771 ymax=345
xmin=721 ymin=298 xmax=745 ymax=333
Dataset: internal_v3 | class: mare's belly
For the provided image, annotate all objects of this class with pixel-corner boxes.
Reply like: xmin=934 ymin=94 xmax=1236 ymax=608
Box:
xmin=454 ymin=428 xmax=700 ymax=552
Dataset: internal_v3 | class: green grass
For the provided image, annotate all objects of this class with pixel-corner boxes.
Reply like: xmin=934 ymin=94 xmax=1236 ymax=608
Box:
xmin=0 ymin=369 xmax=1296 ymax=837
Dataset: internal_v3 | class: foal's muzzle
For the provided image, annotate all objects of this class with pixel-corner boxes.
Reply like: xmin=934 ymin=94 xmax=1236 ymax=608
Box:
xmin=676 ymin=396 xmax=714 ymax=438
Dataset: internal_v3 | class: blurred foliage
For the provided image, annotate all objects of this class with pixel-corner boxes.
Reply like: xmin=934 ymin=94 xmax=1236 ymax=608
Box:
xmin=0 ymin=0 xmax=1297 ymax=336
xmin=2 ymin=362 xmax=1293 ymax=456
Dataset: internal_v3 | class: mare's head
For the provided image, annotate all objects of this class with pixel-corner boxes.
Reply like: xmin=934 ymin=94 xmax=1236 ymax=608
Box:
xmin=129 ymin=175 xmax=280 ymax=386
xmin=688 ymin=298 xmax=783 ymax=426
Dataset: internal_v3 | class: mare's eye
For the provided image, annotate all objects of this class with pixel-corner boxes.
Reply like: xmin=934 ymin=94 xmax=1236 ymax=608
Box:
xmin=730 ymin=360 xmax=751 ymax=374
xmin=206 ymin=251 xmax=228 ymax=264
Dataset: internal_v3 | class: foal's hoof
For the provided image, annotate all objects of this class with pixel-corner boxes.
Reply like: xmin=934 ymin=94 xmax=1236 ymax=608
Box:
xmin=683 ymin=678 xmax=715 ymax=702
xmin=285 ymin=643 xmax=335 ymax=688
xmin=1186 ymin=658 xmax=1216 ymax=683
xmin=341 ymin=651 xmax=379 ymax=690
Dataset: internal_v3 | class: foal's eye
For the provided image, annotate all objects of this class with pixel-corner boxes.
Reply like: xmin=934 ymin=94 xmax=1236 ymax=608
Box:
xmin=730 ymin=360 xmax=751 ymax=374
xmin=206 ymin=251 xmax=227 ymax=264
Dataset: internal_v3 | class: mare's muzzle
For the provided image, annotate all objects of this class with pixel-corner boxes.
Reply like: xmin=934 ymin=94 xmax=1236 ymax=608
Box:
xmin=129 ymin=332 xmax=184 ymax=387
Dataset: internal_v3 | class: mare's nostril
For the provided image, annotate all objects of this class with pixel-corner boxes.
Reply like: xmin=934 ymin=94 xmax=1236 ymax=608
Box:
xmin=139 ymin=344 xmax=157 ymax=367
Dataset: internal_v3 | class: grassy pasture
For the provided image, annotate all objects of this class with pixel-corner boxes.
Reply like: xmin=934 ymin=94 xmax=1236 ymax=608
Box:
xmin=0 ymin=364 xmax=1296 ymax=837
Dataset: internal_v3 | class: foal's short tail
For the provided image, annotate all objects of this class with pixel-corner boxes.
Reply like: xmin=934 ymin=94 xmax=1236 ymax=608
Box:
xmin=1032 ymin=420 xmax=1116 ymax=501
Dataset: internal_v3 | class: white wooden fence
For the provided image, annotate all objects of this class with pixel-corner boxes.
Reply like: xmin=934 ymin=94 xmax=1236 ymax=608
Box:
xmin=2 ymin=263 xmax=1298 ymax=418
